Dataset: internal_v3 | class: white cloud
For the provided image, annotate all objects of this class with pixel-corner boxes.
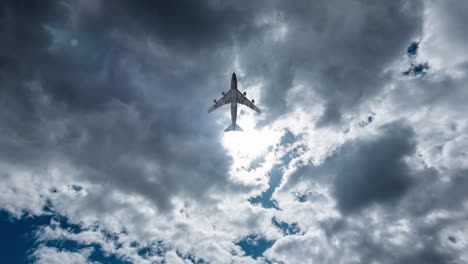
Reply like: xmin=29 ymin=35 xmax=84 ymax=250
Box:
xmin=2 ymin=1 xmax=468 ymax=263
xmin=32 ymin=246 xmax=90 ymax=264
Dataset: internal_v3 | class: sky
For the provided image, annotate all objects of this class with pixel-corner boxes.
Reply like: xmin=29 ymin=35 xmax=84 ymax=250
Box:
xmin=1 ymin=0 xmax=468 ymax=263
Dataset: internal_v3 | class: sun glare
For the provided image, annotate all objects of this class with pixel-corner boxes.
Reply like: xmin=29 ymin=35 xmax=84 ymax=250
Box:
xmin=221 ymin=114 xmax=281 ymax=172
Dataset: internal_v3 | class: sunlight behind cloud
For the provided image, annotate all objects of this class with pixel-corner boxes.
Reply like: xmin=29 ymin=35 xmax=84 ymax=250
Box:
xmin=219 ymin=74 xmax=280 ymax=177
xmin=221 ymin=112 xmax=282 ymax=186
xmin=222 ymin=123 xmax=281 ymax=167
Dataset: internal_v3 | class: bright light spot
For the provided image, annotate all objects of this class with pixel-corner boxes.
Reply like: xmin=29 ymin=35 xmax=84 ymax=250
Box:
xmin=223 ymin=127 xmax=277 ymax=158
xmin=222 ymin=121 xmax=281 ymax=165
xmin=215 ymin=74 xmax=284 ymax=186
xmin=70 ymin=38 xmax=79 ymax=47
xmin=221 ymin=112 xmax=282 ymax=185
xmin=221 ymin=78 xmax=275 ymax=165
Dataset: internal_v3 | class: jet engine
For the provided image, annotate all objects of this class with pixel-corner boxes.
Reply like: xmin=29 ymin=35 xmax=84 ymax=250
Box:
xmin=243 ymin=92 xmax=246 ymax=96
xmin=213 ymin=99 xmax=217 ymax=103
xmin=222 ymin=92 xmax=225 ymax=96
xmin=252 ymin=99 xmax=255 ymax=104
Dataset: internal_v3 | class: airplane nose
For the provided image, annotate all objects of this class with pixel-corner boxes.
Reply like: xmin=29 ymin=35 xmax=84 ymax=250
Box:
xmin=231 ymin=72 xmax=237 ymax=90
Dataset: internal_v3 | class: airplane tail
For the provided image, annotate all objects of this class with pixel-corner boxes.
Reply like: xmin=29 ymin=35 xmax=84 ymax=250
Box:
xmin=225 ymin=123 xmax=243 ymax=132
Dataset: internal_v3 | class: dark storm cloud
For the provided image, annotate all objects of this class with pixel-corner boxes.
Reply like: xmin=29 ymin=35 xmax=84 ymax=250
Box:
xmin=1 ymin=0 xmax=426 ymax=135
xmin=0 ymin=0 xmax=134 ymax=113
xmin=317 ymin=157 xmax=468 ymax=263
xmin=1 ymin=0 xmax=468 ymax=263
xmin=0 ymin=0 xmax=266 ymax=113
xmin=284 ymin=121 xmax=416 ymax=214
xmin=1 ymin=0 xmax=266 ymax=211
xmin=238 ymin=0 xmax=424 ymax=124
xmin=325 ymin=168 xmax=468 ymax=264
xmin=316 ymin=167 xmax=468 ymax=264
xmin=333 ymin=122 xmax=416 ymax=214
xmin=96 ymin=0 xmax=259 ymax=51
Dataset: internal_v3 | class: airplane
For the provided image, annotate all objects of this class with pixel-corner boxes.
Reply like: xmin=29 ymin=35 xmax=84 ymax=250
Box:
xmin=208 ymin=72 xmax=261 ymax=132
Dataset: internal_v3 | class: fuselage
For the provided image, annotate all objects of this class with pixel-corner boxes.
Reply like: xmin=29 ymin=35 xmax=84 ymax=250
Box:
xmin=230 ymin=73 xmax=238 ymax=127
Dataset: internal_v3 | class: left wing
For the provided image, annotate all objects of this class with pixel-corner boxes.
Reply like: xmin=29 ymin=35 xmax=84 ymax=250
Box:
xmin=236 ymin=90 xmax=261 ymax=113
xmin=208 ymin=89 xmax=234 ymax=113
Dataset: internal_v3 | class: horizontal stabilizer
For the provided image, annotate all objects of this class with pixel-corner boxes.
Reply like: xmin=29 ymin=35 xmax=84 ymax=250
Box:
xmin=225 ymin=123 xmax=243 ymax=132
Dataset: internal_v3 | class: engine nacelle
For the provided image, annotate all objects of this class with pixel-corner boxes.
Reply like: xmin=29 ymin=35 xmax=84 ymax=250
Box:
xmin=252 ymin=99 xmax=255 ymax=104
xmin=213 ymin=99 xmax=217 ymax=103
xmin=222 ymin=92 xmax=225 ymax=96
xmin=243 ymin=92 xmax=246 ymax=96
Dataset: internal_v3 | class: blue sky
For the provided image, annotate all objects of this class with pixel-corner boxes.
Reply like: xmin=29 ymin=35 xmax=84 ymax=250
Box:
xmin=1 ymin=0 xmax=468 ymax=263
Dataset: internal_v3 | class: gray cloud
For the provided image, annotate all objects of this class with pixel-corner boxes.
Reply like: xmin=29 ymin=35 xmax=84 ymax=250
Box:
xmin=283 ymin=122 xmax=416 ymax=214
xmin=333 ymin=122 xmax=416 ymax=214
xmin=238 ymin=0 xmax=424 ymax=124
xmin=2 ymin=0 xmax=468 ymax=263
xmin=0 ymin=0 xmax=251 ymax=213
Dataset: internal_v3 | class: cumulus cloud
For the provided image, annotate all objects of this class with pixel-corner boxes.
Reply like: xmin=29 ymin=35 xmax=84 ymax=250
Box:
xmin=333 ymin=122 xmax=416 ymax=214
xmin=1 ymin=0 xmax=468 ymax=263
xmin=32 ymin=247 xmax=89 ymax=264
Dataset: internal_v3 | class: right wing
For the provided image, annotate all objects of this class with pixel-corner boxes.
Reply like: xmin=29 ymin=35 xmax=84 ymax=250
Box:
xmin=208 ymin=89 xmax=234 ymax=113
xmin=236 ymin=90 xmax=261 ymax=113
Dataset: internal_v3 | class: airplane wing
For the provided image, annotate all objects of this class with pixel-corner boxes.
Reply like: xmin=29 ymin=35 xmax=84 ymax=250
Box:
xmin=236 ymin=90 xmax=261 ymax=113
xmin=208 ymin=89 xmax=234 ymax=113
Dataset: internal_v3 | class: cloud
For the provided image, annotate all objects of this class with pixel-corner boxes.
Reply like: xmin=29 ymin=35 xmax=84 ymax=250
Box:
xmin=238 ymin=0 xmax=424 ymax=125
xmin=333 ymin=122 xmax=416 ymax=214
xmin=32 ymin=246 xmax=89 ymax=264
xmin=2 ymin=0 xmax=468 ymax=263
xmin=0 ymin=0 xmax=249 ymax=215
